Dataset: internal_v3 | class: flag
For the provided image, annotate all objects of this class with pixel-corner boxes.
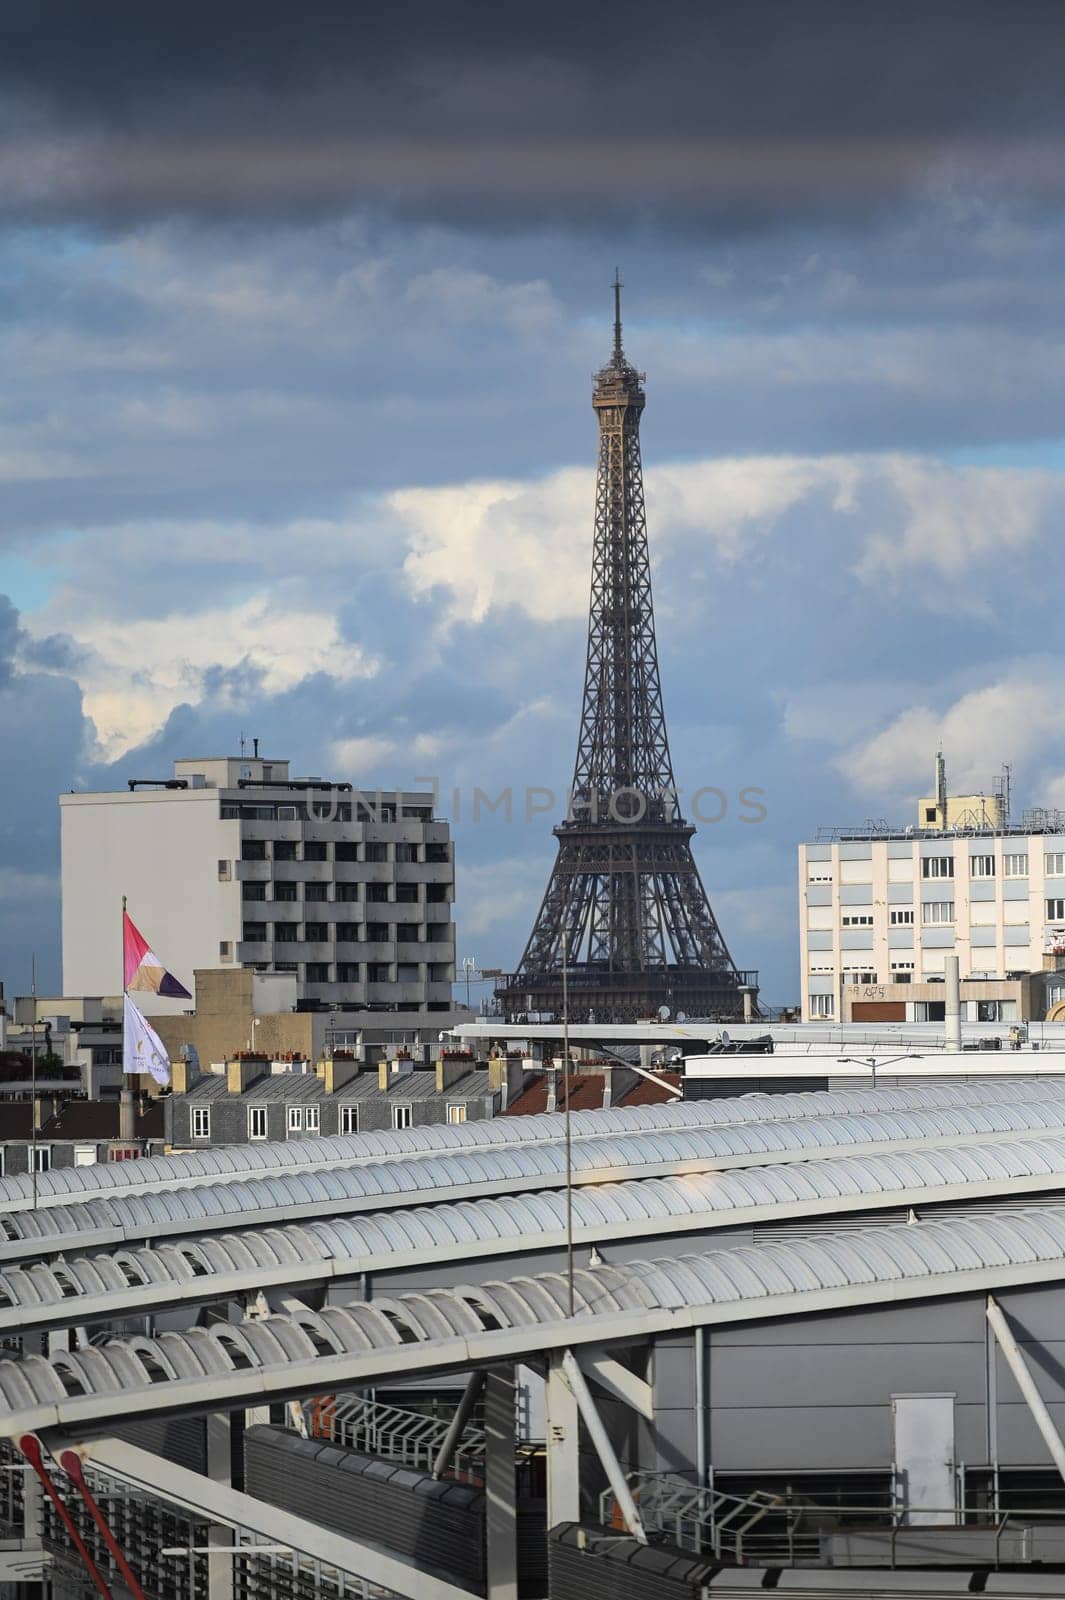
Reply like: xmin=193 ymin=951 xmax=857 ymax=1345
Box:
xmin=123 ymin=910 xmax=191 ymax=999
xmin=123 ymin=995 xmax=171 ymax=1087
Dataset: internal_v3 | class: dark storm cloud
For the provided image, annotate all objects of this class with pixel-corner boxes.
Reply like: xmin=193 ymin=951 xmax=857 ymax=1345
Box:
xmin=5 ymin=1 xmax=1065 ymax=225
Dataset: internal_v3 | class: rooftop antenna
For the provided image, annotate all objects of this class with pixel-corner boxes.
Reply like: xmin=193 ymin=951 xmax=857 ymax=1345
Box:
xmin=239 ymin=731 xmax=246 ymax=758
xmin=935 ymin=749 xmax=947 ymax=829
xmin=613 ymin=269 xmax=623 ymax=364
xmin=994 ymin=763 xmax=1012 ymax=828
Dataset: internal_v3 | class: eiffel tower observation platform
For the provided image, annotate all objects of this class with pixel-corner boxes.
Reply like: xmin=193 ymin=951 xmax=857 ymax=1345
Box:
xmin=498 ymin=282 xmax=757 ymax=1026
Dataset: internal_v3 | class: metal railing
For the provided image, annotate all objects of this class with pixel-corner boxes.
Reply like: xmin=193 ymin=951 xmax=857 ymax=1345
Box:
xmin=600 ymin=1469 xmax=1065 ymax=1567
xmin=315 ymin=1393 xmax=486 ymax=1479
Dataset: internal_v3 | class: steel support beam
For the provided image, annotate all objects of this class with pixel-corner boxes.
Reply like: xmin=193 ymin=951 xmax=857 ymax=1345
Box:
xmin=986 ymin=1296 xmax=1065 ymax=1487
xmin=545 ymin=1354 xmax=580 ymax=1530
xmin=432 ymin=1371 xmax=485 ymax=1480
xmin=560 ymin=1349 xmax=647 ymax=1544
xmin=484 ymin=1367 xmax=518 ymax=1600
xmin=66 ymin=1437 xmax=477 ymax=1600
xmin=576 ymin=1347 xmax=653 ymax=1419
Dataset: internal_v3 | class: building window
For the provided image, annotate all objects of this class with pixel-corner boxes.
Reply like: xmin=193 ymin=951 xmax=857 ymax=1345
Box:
xmin=340 ymin=1105 xmax=359 ymax=1134
xmin=809 ymin=994 xmax=835 ymax=1019
xmin=1047 ymin=981 xmax=1065 ymax=1007
xmin=426 ymin=844 xmax=450 ymax=864
xmin=33 ymin=1146 xmax=52 ymax=1172
xmin=243 ymin=882 xmax=267 ymax=901
xmin=275 ymin=922 xmax=298 ymax=942
xmin=922 ymin=856 xmax=954 ymax=879
xmin=426 ymin=924 xmax=450 ymax=943
xmin=306 ymin=1106 xmax=320 ymax=1134
xmin=364 ymin=842 xmax=388 ymax=863
xmin=395 ymin=843 xmax=419 ymax=863
xmin=192 ymin=1107 xmax=211 ymax=1139
xmin=366 ymin=923 xmax=389 ymax=943
xmin=397 ymin=963 xmax=419 ymax=982
xmin=366 ymin=883 xmax=390 ymax=903
xmin=367 ymin=963 xmax=390 ymax=982
xmin=924 ymin=806 xmax=938 ymax=824
xmin=305 ymin=882 xmax=328 ymax=903
xmin=922 ymin=901 xmax=955 ymax=924
xmin=1047 ymin=853 xmax=1065 ymax=877
xmin=392 ymin=1104 xmax=413 ymax=1130
xmin=218 ymin=859 xmax=231 ymax=881
xmin=241 ymin=840 xmax=267 ymax=861
xmin=841 ymin=913 xmax=874 ymax=928
xmin=335 ymin=842 xmax=358 ymax=862
xmin=1004 ymin=853 xmax=1029 ymax=876
xmin=287 ymin=1106 xmax=303 ymax=1133
xmin=806 ymin=867 xmax=833 ymax=884
xmin=274 ymin=961 xmax=298 ymax=973
xmin=970 ymin=855 xmax=996 ymax=878
xmin=808 ymin=962 xmax=835 ymax=976
xmin=1047 ymin=899 xmax=1065 ymax=922
xmin=395 ymin=883 xmax=420 ymax=903
xmin=447 ymin=1104 xmax=468 ymax=1124
xmin=273 ymin=840 xmax=297 ymax=861
xmin=274 ymin=881 xmax=298 ymax=902
xmin=248 ymin=1106 xmax=268 ymax=1140
xmin=219 ymin=940 xmax=232 ymax=961
xmin=336 ymin=923 xmax=359 ymax=942
xmin=891 ymin=960 xmax=914 ymax=984
xmin=337 ymin=963 xmax=360 ymax=982
xmin=336 ymin=883 xmax=360 ymax=902
xmin=890 ymin=908 xmax=914 ymax=926
xmin=305 ymin=963 xmax=331 ymax=983
xmin=396 ymin=923 xmax=421 ymax=943
xmin=304 ymin=922 xmax=328 ymax=942
xmin=303 ymin=841 xmax=328 ymax=862
xmin=843 ymin=969 xmax=876 ymax=985
xmin=242 ymin=921 xmax=267 ymax=942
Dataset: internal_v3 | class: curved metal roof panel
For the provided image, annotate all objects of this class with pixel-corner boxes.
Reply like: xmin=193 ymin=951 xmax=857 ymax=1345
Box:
xmin=3 ymin=1075 xmax=1063 ymax=1213
xmin=11 ymin=1205 xmax=1065 ymax=1438
xmin=7 ymin=1090 xmax=1065 ymax=1263
xmin=9 ymin=1127 xmax=1065 ymax=1331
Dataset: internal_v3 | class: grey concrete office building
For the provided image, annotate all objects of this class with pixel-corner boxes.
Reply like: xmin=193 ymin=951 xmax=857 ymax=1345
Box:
xmin=61 ymin=753 xmax=457 ymax=1015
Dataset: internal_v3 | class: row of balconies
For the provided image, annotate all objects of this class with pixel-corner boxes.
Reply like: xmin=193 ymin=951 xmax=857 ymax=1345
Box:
xmin=239 ymin=900 xmax=454 ymax=922
xmin=239 ymin=939 xmax=453 ymax=963
xmin=237 ymin=818 xmax=450 ymax=846
xmin=234 ymin=860 xmax=452 ymax=885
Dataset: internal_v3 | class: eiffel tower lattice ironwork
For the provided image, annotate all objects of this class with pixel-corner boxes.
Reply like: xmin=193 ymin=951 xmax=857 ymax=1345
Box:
xmin=498 ymin=280 xmax=758 ymax=1024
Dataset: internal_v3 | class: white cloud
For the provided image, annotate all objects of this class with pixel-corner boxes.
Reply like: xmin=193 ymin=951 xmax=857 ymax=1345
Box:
xmin=395 ymin=450 xmax=1058 ymax=626
xmin=25 ymin=595 xmax=376 ymax=759
xmin=838 ymin=660 xmax=1065 ymax=801
xmin=853 ymin=457 xmax=1048 ymax=587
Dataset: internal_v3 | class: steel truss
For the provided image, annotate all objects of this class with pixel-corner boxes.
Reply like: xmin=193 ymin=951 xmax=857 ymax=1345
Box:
xmin=500 ymin=281 xmax=756 ymax=1023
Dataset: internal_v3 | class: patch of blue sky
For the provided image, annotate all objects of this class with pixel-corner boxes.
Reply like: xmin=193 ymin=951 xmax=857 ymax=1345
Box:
xmin=947 ymin=438 xmax=1065 ymax=474
xmin=0 ymin=553 xmax=54 ymax=613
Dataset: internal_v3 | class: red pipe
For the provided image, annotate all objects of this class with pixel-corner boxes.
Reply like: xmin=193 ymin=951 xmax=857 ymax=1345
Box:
xmin=60 ymin=1450 xmax=148 ymax=1600
xmin=19 ymin=1433 xmax=114 ymax=1600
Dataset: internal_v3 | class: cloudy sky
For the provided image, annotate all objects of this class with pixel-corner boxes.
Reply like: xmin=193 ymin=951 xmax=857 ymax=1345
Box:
xmin=4 ymin=2 xmax=1065 ymax=1005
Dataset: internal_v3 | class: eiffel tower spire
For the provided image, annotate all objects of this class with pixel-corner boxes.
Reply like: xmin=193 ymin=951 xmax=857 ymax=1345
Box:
xmin=498 ymin=284 xmax=756 ymax=1024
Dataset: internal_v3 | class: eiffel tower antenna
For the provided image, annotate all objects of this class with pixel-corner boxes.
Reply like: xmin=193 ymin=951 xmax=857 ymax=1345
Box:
xmin=498 ymin=282 xmax=757 ymax=1024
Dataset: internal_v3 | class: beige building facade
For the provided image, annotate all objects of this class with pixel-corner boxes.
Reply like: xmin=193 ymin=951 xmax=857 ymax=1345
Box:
xmin=799 ymin=825 xmax=1065 ymax=1023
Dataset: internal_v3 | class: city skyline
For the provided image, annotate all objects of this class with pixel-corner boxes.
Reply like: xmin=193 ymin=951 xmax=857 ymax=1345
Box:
xmin=5 ymin=4 xmax=1065 ymax=1003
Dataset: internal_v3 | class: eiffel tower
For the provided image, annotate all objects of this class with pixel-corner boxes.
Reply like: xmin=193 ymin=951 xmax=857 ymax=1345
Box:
xmin=498 ymin=280 xmax=757 ymax=1025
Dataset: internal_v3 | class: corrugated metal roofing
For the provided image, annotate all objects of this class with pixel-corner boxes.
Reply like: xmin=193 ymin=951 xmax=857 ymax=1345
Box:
xmin=7 ymin=1088 xmax=1065 ymax=1261
xmin=7 ymin=1130 xmax=1065 ymax=1332
xmin=3 ymin=1075 xmax=1062 ymax=1213
xmin=9 ymin=1205 xmax=1065 ymax=1435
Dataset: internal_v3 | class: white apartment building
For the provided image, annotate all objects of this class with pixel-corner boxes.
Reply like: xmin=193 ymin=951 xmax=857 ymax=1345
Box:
xmin=799 ymin=812 xmax=1065 ymax=1024
xmin=61 ymin=755 xmax=456 ymax=1016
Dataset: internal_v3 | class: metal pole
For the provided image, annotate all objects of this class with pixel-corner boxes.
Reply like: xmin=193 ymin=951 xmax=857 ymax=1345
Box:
xmin=986 ymin=1296 xmax=1065 ymax=1487
xmin=561 ymin=1350 xmax=647 ymax=1544
xmin=561 ymin=929 xmax=574 ymax=1317
xmin=29 ymin=953 xmax=37 ymax=1209
xmin=431 ymin=1371 xmax=485 ymax=1480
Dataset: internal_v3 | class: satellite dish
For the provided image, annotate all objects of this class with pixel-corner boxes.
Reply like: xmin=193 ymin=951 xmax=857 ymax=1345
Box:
xmin=657 ymin=1005 xmax=671 ymax=1021
xmin=676 ymin=1011 xmax=687 ymax=1024
xmin=720 ymin=1029 xmax=731 ymax=1048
